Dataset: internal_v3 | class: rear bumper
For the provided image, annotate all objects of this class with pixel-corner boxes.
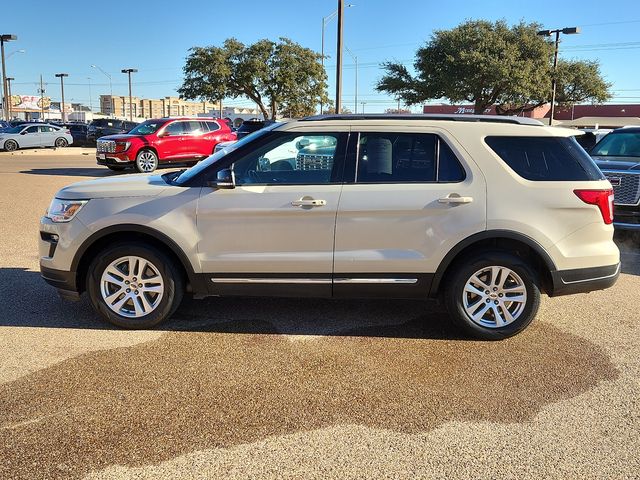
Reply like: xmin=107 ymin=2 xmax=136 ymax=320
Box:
xmin=549 ymin=263 xmax=620 ymax=296
xmin=40 ymin=266 xmax=80 ymax=301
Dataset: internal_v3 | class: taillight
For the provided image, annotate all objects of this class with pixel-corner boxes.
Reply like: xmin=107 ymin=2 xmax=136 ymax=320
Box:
xmin=574 ymin=189 xmax=614 ymax=225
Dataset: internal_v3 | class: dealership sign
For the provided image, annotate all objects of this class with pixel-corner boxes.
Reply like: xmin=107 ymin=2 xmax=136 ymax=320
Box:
xmin=8 ymin=95 xmax=52 ymax=112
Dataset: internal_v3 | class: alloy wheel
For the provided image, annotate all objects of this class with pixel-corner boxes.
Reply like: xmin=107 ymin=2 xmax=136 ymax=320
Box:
xmin=137 ymin=151 xmax=157 ymax=172
xmin=100 ymin=256 xmax=164 ymax=318
xmin=462 ymin=266 xmax=527 ymax=328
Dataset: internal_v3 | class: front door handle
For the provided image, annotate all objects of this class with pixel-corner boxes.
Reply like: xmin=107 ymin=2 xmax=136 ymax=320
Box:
xmin=438 ymin=194 xmax=473 ymax=204
xmin=291 ymin=198 xmax=327 ymax=207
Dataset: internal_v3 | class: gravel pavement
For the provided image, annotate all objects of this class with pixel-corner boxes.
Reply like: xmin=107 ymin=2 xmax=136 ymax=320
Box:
xmin=0 ymin=150 xmax=638 ymax=479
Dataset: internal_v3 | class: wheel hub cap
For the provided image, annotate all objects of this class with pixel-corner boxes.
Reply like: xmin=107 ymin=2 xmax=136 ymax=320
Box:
xmin=462 ymin=266 xmax=527 ymax=329
xmin=100 ymin=256 xmax=164 ymax=318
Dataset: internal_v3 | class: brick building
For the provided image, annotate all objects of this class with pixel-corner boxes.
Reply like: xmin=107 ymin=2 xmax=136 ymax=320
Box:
xmin=100 ymin=95 xmax=218 ymax=119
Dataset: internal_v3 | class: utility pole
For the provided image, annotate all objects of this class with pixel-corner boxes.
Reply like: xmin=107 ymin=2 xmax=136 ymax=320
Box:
xmin=121 ymin=68 xmax=137 ymax=121
xmin=55 ymin=73 xmax=69 ymax=122
xmin=219 ymin=99 xmax=223 ymax=119
xmin=361 ymin=101 xmax=366 ymax=113
xmin=335 ymin=0 xmax=344 ymax=115
xmin=537 ymin=27 xmax=580 ymax=126
xmin=1 ymin=34 xmax=18 ymax=121
xmin=320 ymin=4 xmax=354 ymax=114
xmin=6 ymin=77 xmax=13 ymax=119
xmin=39 ymin=75 xmax=45 ymax=120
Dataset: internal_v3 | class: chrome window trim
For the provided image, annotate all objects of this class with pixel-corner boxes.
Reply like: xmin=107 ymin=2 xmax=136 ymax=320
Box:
xmin=334 ymin=278 xmax=418 ymax=284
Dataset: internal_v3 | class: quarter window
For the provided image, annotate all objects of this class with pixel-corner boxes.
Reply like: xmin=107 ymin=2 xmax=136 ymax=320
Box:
xmin=184 ymin=121 xmax=204 ymax=135
xmin=205 ymin=121 xmax=220 ymax=132
xmin=485 ymin=136 xmax=604 ymax=181
xmin=232 ymin=133 xmax=342 ymax=185
xmin=356 ymin=133 xmax=465 ymax=183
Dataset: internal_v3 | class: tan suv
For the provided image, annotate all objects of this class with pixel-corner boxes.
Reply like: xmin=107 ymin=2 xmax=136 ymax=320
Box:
xmin=39 ymin=114 xmax=620 ymax=339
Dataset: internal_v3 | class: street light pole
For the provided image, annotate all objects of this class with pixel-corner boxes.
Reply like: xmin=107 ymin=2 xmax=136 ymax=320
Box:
xmin=121 ymin=68 xmax=138 ymax=121
xmin=87 ymin=77 xmax=93 ymax=115
xmin=1 ymin=34 xmax=18 ymax=121
xmin=91 ymin=65 xmax=113 ymax=116
xmin=55 ymin=73 xmax=69 ymax=122
xmin=6 ymin=77 xmax=13 ymax=119
xmin=345 ymin=46 xmax=357 ymax=113
xmin=537 ymin=27 xmax=580 ymax=126
xmin=361 ymin=101 xmax=366 ymax=113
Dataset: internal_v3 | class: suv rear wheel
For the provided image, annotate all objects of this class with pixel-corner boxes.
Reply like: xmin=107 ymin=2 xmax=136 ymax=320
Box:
xmin=443 ymin=251 xmax=541 ymax=340
xmin=87 ymin=243 xmax=184 ymax=329
xmin=135 ymin=149 xmax=158 ymax=173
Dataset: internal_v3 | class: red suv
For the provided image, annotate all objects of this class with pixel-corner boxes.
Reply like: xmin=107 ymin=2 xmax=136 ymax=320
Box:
xmin=96 ymin=117 xmax=236 ymax=173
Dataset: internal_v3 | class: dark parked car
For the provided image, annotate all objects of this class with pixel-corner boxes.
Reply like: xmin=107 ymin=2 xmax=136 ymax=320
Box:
xmin=87 ymin=119 xmax=138 ymax=145
xmin=0 ymin=121 xmax=10 ymax=132
xmin=60 ymin=123 xmax=90 ymax=147
xmin=590 ymin=127 xmax=640 ymax=231
xmin=236 ymin=119 xmax=274 ymax=139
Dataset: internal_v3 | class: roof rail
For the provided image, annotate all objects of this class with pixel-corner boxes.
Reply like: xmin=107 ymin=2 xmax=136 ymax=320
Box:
xmin=300 ymin=113 xmax=544 ymax=126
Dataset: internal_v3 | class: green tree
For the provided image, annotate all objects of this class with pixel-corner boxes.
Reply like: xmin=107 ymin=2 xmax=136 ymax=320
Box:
xmin=179 ymin=38 xmax=330 ymax=120
xmin=377 ymin=20 xmax=611 ymax=115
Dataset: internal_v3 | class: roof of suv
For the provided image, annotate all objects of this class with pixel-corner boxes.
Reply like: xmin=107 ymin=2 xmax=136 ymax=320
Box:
xmin=300 ymin=113 xmax=544 ymax=126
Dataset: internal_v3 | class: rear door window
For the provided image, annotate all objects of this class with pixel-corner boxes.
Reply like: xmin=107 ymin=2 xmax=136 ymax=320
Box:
xmin=355 ymin=132 xmax=465 ymax=183
xmin=485 ymin=136 xmax=605 ymax=181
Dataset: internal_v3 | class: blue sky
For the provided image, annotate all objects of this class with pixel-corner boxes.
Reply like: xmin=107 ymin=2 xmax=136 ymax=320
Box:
xmin=5 ymin=0 xmax=640 ymax=113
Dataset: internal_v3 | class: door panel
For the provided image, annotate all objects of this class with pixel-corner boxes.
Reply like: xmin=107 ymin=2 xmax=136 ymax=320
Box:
xmin=195 ymin=131 xmax=347 ymax=296
xmin=20 ymin=126 xmax=41 ymax=147
xmin=333 ymin=130 xmax=487 ymax=296
xmin=157 ymin=121 xmax=187 ymax=159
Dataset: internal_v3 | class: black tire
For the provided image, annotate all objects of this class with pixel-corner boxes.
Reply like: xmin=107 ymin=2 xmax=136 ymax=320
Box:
xmin=107 ymin=165 xmax=126 ymax=172
xmin=86 ymin=242 xmax=184 ymax=329
xmin=135 ymin=149 xmax=158 ymax=173
xmin=55 ymin=137 xmax=68 ymax=148
xmin=443 ymin=251 xmax=541 ymax=340
xmin=3 ymin=139 xmax=18 ymax=152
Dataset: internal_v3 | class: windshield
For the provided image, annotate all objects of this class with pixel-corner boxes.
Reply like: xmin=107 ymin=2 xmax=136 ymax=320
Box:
xmin=590 ymin=131 xmax=640 ymax=157
xmin=174 ymin=122 xmax=280 ymax=185
xmin=128 ymin=121 xmax=164 ymax=135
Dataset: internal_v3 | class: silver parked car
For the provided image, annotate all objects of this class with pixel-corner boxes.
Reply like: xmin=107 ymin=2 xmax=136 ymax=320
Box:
xmin=0 ymin=124 xmax=74 ymax=151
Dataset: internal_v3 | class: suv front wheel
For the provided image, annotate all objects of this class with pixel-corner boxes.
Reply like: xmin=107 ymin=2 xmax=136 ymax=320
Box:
xmin=87 ymin=243 xmax=184 ymax=328
xmin=444 ymin=252 xmax=541 ymax=340
xmin=135 ymin=149 xmax=158 ymax=173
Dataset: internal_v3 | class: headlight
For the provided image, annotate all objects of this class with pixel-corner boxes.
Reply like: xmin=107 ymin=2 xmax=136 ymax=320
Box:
xmin=46 ymin=198 xmax=88 ymax=223
xmin=115 ymin=141 xmax=131 ymax=152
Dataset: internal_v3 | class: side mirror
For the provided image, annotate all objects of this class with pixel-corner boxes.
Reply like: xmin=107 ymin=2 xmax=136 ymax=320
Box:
xmin=20 ymin=131 xmax=27 ymax=135
xmin=209 ymin=168 xmax=235 ymax=189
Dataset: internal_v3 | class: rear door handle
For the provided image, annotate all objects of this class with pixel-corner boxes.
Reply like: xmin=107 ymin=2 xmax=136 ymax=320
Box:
xmin=438 ymin=194 xmax=473 ymax=204
xmin=291 ymin=198 xmax=327 ymax=207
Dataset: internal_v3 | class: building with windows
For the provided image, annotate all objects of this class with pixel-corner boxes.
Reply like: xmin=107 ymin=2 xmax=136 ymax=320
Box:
xmin=99 ymin=95 xmax=218 ymax=119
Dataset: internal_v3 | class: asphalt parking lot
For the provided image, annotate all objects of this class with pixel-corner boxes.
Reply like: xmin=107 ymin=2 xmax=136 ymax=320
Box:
xmin=0 ymin=149 xmax=639 ymax=479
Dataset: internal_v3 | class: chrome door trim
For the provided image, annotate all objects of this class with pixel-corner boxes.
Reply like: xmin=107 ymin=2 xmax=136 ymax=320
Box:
xmin=211 ymin=277 xmax=332 ymax=284
xmin=333 ymin=278 xmax=418 ymax=284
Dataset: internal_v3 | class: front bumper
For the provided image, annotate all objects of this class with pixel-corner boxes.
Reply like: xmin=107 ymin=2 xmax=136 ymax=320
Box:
xmin=96 ymin=152 xmax=133 ymax=166
xmin=41 ymin=266 xmax=80 ymax=300
xmin=549 ymin=263 xmax=620 ymax=296
xmin=612 ymin=205 xmax=640 ymax=231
